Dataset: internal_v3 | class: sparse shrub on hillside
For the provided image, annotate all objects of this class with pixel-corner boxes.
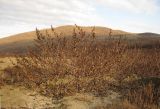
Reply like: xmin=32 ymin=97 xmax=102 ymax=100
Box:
xmin=3 ymin=25 xmax=138 ymax=94
xmin=2 ymin=25 xmax=160 ymax=108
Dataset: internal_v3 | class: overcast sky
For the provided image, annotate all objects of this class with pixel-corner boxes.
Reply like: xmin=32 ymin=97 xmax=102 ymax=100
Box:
xmin=0 ymin=0 xmax=160 ymax=38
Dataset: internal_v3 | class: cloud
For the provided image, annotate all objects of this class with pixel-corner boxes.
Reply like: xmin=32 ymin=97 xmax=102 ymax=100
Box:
xmin=0 ymin=0 xmax=160 ymax=37
xmin=98 ymin=0 xmax=159 ymax=14
xmin=0 ymin=0 xmax=98 ymax=25
xmin=0 ymin=0 xmax=104 ymax=37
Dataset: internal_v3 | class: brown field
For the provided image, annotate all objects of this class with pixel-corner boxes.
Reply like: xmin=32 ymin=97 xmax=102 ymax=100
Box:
xmin=0 ymin=25 xmax=130 ymax=55
xmin=0 ymin=25 xmax=160 ymax=109
xmin=0 ymin=25 xmax=160 ymax=56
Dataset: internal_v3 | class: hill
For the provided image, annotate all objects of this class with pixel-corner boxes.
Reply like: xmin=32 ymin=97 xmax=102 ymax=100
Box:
xmin=0 ymin=25 xmax=159 ymax=55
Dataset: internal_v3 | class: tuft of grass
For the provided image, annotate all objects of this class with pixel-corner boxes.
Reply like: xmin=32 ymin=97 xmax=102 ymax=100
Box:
xmin=93 ymin=82 xmax=160 ymax=109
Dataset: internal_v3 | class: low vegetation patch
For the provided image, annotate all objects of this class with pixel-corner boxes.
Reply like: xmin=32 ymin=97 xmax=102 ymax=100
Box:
xmin=2 ymin=25 xmax=160 ymax=108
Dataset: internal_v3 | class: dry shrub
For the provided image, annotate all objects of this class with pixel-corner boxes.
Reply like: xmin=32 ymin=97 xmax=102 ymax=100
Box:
xmin=125 ymin=78 xmax=160 ymax=108
xmin=129 ymin=49 xmax=160 ymax=78
xmin=2 ymin=25 xmax=160 ymax=101
xmin=127 ymin=84 xmax=159 ymax=108
xmin=93 ymin=81 xmax=160 ymax=109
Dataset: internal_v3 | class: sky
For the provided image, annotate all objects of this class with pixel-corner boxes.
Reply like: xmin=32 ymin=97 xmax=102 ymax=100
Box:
xmin=0 ymin=0 xmax=160 ymax=38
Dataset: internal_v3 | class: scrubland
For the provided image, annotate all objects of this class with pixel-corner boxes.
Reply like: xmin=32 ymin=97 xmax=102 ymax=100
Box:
xmin=0 ymin=25 xmax=160 ymax=109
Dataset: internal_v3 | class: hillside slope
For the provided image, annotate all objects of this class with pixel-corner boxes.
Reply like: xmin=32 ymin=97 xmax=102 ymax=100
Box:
xmin=0 ymin=25 xmax=159 ymax=55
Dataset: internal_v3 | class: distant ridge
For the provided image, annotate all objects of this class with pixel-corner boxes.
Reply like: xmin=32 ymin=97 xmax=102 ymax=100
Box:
xmin=0 ymin=25 xmax=159 ymax=55
xmin=138 ymin=32 xmax=160 ymax=37
xmin=0 ymin=25 xmax=129 ymax=45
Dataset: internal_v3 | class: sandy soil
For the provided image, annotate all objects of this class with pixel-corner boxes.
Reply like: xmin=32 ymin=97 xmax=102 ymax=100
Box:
xmin=0 ymin=85 xmax=120 ymax=109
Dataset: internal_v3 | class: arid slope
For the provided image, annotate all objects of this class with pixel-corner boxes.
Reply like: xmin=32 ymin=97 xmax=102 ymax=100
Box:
xmin=0 ymin=25 xmax=159 ymax=55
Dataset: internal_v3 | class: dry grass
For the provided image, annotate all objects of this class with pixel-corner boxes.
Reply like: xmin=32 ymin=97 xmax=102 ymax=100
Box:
xmin=1 ymin=25 xmax=160 ymax=108
xmin=126 ymin=83 xmax=160 ymax=109
xmin=93 ymin=83 xmax=160 ymax=109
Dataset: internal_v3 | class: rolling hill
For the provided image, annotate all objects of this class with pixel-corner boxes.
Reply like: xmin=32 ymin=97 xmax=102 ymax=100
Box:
xmin=0 ymin=25 xmax=159 ymax=55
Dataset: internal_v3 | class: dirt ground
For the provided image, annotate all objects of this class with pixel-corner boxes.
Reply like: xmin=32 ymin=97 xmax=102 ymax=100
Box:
xmin=0 ymin=85 xmax=120 ymax=109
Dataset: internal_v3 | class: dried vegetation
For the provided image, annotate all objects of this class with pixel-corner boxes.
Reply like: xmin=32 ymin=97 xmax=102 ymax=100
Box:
xmin=1 ymin=25 xmax=160 ymax=109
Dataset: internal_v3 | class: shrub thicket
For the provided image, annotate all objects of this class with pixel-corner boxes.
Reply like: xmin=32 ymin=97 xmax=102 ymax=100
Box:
xmin=2 ymin=25 xmax=160 ymax=108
